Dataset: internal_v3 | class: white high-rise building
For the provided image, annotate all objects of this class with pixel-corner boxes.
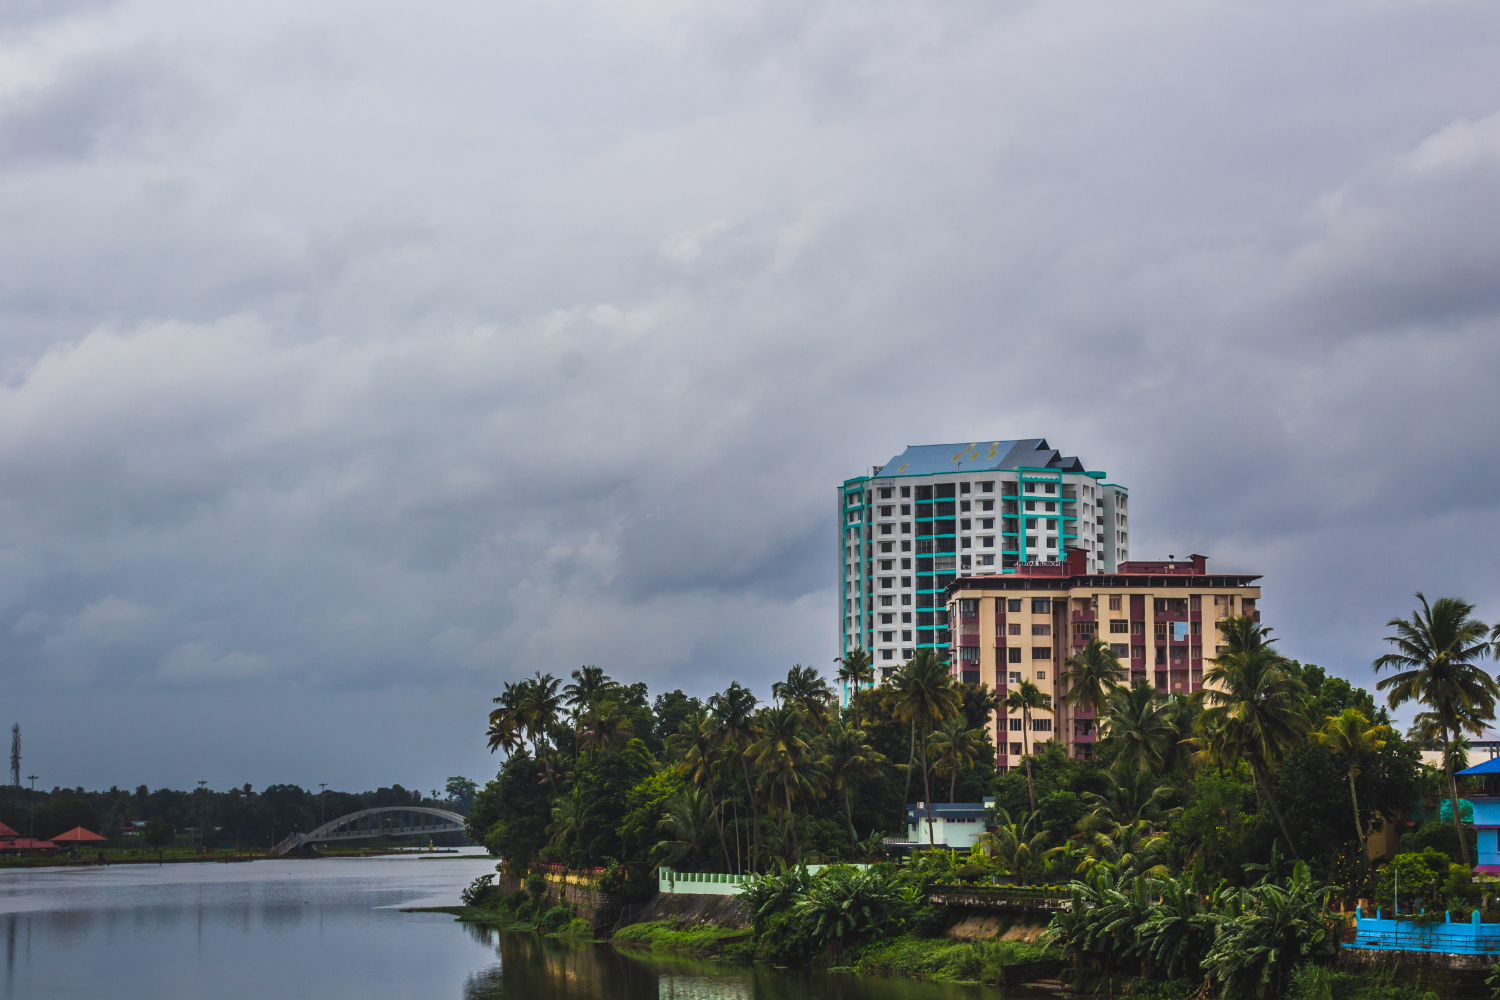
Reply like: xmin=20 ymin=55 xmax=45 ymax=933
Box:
xmin=838 ymin=439 xmax=1129 ymax=678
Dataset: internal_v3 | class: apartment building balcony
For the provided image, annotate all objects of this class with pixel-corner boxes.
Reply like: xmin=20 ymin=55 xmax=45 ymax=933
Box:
xmin=1070 ymin=610 xmax=1097 ymax=622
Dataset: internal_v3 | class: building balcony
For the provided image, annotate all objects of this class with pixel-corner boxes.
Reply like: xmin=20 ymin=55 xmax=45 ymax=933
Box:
xmin=1071 ymin=610 xmax=1097 ymax=622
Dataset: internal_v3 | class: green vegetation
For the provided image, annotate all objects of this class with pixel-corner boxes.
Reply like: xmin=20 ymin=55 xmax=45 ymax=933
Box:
xmin=611 ymin=920 xmax=749 ymax=956
xmin=459 ymin=593 xmax=1500 ymax=997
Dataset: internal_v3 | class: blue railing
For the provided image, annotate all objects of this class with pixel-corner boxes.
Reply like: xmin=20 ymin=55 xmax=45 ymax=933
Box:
xmin=1349 ymin=907 xmax=1500 ymax=955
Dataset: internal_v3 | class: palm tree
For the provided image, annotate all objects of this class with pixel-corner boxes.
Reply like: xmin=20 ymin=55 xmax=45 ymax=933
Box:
xmin=745 ymin=704 xmax=816 ymax=863
xmin=818 ymin=720 xmax=886 ymax=847
xmin=1079 ymin=767 xmax=1174 ymax=836
xmin=563 ymin=665 xmax=616 ymax=712
xmin=710 ymin=682 xmax=763 ymax=867
xmin=928 ymin=719 xmax=986 ymax=802
xmin=773 ymin=664 xmax=836 ymax=732
xmin=977 ymin=808 xmax=1050 ymax=885
xmin=519 ymin=677 xmax=564 ymax=791
xmin=546 ymin=784 xmax=586 ymax=852
xmin=1101 ymin=680 xmax=1176 ymax=775
xmin=835 ymin=648 xmax=876 ymax=726
xmin=579 ymin=699 xmax=634 ymax=755
xmin=487 ymin=681 xmax=524 ymax=755
xmin=1313 ymin=708 xmax=1392 ymax=869
xmin=1374 ymin=594 xmax=1497 ymax=868
xmin=1004 ymin=679 xmax=1051 ymax=813
xmin=1061 ymin=637 xmax=1127 ymax=717
xmin=1200 ymin=616 xmax=1310 ymax=859
xmin=669 ymin=709 xmax=734 ymax=870
xmin=888 ymin=650 xmax=961 ymax=846
xmin=652 ymin=788 xmax=719 ymax=872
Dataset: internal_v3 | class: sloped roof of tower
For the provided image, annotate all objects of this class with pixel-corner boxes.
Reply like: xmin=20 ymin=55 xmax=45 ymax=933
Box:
xmin=876 ymin=439 xmax=1085 ymax=476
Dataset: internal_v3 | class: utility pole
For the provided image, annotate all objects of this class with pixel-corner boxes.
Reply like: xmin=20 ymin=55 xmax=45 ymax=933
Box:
xmin=9 ymin=725 xmax=19 ymax=794
xmin=197 ymin=781 xmax=207 ymax=852
xmin=26 ymin=775 xmax=37 ymax=845
xmin=319 ymin=784 xmax=327 ymax=828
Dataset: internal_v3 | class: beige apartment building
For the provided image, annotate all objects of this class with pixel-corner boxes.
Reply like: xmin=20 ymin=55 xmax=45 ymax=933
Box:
xmin=942 ymin=549 xmax=1261 ymax=769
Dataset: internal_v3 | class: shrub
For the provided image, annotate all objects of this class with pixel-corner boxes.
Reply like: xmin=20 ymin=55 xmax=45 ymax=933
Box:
xmin=461 ymin=873 xmax=498 ymax=908
xmin=1374 ymin=850 xmax=1447 ymax=913
xmin=539 ymin=905 xmax=572 ymax=932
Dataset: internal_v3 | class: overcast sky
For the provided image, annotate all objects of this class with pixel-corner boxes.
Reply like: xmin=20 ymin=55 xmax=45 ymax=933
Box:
xmin=3 ymin=0 xmax=1499 ymax=794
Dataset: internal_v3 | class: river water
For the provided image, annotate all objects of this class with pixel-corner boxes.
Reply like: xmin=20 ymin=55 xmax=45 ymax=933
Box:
xmin=0 ymin=852 xmax=1019 ymax=999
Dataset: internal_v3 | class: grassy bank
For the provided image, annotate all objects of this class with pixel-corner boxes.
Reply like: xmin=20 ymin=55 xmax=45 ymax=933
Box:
xmin=843 ymin=935 xmax=1057 ymax=985
xmin=610 ymin=920 xmax=751 ymax=958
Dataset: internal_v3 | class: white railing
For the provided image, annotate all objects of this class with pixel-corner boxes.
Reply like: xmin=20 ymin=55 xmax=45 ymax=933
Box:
xmin=657 ymin=864 xmax=871 ymax=895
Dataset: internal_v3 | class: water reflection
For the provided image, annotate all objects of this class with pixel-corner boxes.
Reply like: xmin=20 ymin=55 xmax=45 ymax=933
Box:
xmin=460 ymin=927 xmax=1022 ymax=1000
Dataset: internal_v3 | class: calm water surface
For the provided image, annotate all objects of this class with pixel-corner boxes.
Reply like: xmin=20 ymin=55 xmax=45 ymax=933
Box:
xmin=0 ymin=853 xmax=1024 ymax=999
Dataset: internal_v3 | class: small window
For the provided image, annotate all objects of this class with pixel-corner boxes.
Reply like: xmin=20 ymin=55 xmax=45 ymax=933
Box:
xmin=1024 ymin=483 xmax=1036 ymax=493
xmin=901 ymin=486 xmax=911 ymax=497
xmin=981 ymin=482 xmax=993 ymax=492
xmin=878 ymin=488 xmax=893 ymax=500
xmin=879 ymin=596 xmax=894 ymax=607
xmin=1132 ymin=645 xmax=1146 ymax=659
xmin=880 ymin=543 xmax=893 ymax=554
xmin=960 ymin=482 xmax=971 ymax=494
xmin=1031 ymin=599 xmax=1051 ymax=614
xmin=1007 ymin=599 xmax=1022 ymax=612
xmin=900 ymin=504 xmax=910 ymax=515
xmin=1032 ymin=718 xmax=1053 ymax=731
xmin=1032 ymin=646 xmax=1052 ymax=660
xmin=1024 ymin=501 xmax=1036 ymax=512
xmin=881 ymin=649 xmax=894 ymax=660
xmin=900 ymin=522 xmax=910 ymax=534
xmin=979 ymin=554 xmax=994 ymax=565
xmin=879 ymin=505 xmax=893 ymax=516
xmin=1046 ymin=537 xmax=1057 ymax=549
xmin=1008 ymin=671 xmax=1022 ymax=684
xmin=879 ymin=559 xmax=893 ymax=570
xmin=1109 ymin=595 xmax=1122 ymax=611
xmin=1045 ymin=502 xmax=1056 ymax=512
xmin=901 ymin=576 xmax=911 ymax=587
xmin=1110 ymin=619 xmax=1129 ymax=633
xmin=1045 ymin=483 xmax=1056 ymax=495
xmin=1131 ymin=622 xmax=1144 ymax=635
xmin=1155 ymin=622 xmax=1167 ymax=635
xmin=960 ymin=501 xmax=971 ymax=513
xmin=981 ymin=500 xmax=994 ymax=511
xmin=1031 ymin=624 xmax=1051 ymax=636
xmin=1008 ymin=647 xmax=1022 ymax=663
xmin=1008 ymin=623 xmax=1021 ymax=635
xmin=1026 ymin=536 xmax=1037 ymax=548
xmin=879 ymin=524 xmax=893 ymax=535
xmin=901 ymin=594 xmax=912 ymax=605
xmin=1111 ymin=643 xmax=1129 ymax=656
xmin=880 ymin=613 xmax=894 ymax=624
xmin=1036 ymin=671 xmax=1046 ymax=680
xmin=1009 ymin=718 xmax=1023 ymax=732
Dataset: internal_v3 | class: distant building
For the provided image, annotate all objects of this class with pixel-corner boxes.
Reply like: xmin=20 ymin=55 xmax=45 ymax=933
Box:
xmin=839 ymin=439 xmax=1128 ymax=682
xmin=944 ymin=549 xmax=1262 ymax=770
xmin=897 ymin=798 xmax=996 ymax=851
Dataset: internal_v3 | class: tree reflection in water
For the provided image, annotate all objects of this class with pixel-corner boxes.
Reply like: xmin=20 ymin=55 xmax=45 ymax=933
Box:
xmin=460 ymin=927 xmax=1027 ymax=1000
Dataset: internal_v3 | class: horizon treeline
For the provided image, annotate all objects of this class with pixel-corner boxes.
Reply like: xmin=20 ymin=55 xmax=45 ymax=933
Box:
xmin=0 ymin=776 xmax=480 ymax=847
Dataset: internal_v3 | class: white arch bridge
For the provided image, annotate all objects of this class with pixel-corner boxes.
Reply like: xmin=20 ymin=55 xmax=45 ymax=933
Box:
xmin=269 ymin=806 xmax=468 ymax=856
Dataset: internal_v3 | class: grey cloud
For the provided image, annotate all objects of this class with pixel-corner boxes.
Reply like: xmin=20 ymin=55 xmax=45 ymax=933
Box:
xmin=0 ymin=48 xmax=202 ymax=166
xmin=1 ymin=0 xmax=1499 ymax=787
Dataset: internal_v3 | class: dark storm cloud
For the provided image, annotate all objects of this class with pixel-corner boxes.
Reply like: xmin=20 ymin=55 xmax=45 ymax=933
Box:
xmin=0 ymin=0 xmax=1498 ymax=789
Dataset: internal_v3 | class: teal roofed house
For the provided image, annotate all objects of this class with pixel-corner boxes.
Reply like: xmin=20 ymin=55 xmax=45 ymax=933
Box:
xmin=837 ymin=437 xmax=1129 ymax=684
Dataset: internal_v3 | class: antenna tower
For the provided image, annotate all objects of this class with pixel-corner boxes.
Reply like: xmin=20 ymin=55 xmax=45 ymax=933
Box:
xmin=9 ymin=724 xmax=19 ymax=790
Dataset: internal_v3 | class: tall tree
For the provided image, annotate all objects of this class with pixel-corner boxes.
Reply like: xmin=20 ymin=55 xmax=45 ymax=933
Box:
xmin=772 ymin=664 xmax=836 ymax=732
xmin=889 ymin=650 xmax=961 ymax=846
xmin=745 ymin=704 xmax=817 ymax=863
xmin=1373 ymin=594 xmax=1497 ymax=868
xmin=563 ymin=665 xmax=617 ymax=712
xmin=1060 ymin=637 xmax=1127 ymax=717
xmin=1312 ymin=708 xmax=1392 ymax=870
xmin=709 ymin=682 xmax=763 ymax=867
xmin=835 ymin=648 xmax=876 ymax=727
xmin=486 ymin=681 xmax=524 ymax=755
xmin=928 ymin=719 xmax=986 ymax=802
xmin=818 ymin=720 xmax=886 ymax=848
xmin=669 ymin=709 xmax=734 ymax=871
xmin=1101 ymin=680 xmax=1176 ymax=775
xmin=1199 ymin=616 xmax=1311 ymax=859
xmin=1003 ymin=680 xmax=1051 ymax=813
